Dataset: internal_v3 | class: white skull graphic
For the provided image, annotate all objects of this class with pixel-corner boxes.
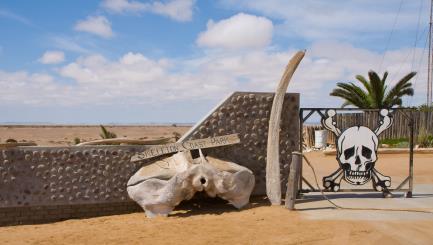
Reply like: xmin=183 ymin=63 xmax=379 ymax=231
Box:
xmin=337 ymin=126 xmax=378 ymax=185
xmin=322 ymin=109 xmax=393 ymax=189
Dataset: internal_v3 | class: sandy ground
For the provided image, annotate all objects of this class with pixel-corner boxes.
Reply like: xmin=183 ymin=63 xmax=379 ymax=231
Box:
xmin=3 ymin=201 xmax=432 ymax=245
xmin=0 ymin=125 xmax=190 ymax=146
xmin=0 ymin=126 xmax=432 ymax=244
xmin=302 ymin=151 xmax=433 ymax=186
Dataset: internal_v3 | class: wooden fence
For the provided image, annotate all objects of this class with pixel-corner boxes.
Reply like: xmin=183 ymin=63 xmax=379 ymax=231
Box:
xmin=303 ymin=110 xmax=433 ymax=148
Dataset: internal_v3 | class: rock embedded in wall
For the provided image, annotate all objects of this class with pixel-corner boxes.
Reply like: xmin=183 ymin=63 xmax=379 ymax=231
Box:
xmin=182 ymin=92 xmax=299 ymax=195
xmin=0 ymin=146 xmax=152 ymax=208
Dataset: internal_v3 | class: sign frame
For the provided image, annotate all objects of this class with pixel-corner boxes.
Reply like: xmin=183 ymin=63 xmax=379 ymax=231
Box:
xmin=131 ymin=134 xmax=240 ymax=162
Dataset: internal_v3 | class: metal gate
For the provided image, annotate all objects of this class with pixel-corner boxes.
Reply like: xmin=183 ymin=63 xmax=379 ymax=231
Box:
xmin=298 ymin=108 xmax=414 ymax=197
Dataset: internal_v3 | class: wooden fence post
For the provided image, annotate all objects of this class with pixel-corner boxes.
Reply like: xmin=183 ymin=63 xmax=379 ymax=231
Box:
xmin=285 ymin=152 xmax=302 ymax=210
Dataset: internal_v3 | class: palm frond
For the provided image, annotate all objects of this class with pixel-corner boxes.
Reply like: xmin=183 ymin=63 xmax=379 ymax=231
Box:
xmin=368 ymin=70 xmax=385 ymax=108
xmin=331 ymin=70 xmax=415 ymax=109
xmin=381 ymin=71 xmax=389 ymax=85
xmin=384 ymin=72 xmax=416 ymax=107
xmin=331 ymin=89 xmax=369 ymax=108
xmin=330 ymin=83 xmax=371 ymax=108
xmin=355 ymin=75 xmax=372 ymax=94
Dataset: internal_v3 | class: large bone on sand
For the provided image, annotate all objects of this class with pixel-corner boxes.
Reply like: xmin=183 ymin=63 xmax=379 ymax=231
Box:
xmin=127 ymin=151 xmax=255 ymax=217
xmin=266 ymin=50 xmax=305 ymax=205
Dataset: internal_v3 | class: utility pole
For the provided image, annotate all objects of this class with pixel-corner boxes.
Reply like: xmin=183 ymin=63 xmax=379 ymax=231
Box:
xmin=428 ymin=0 xmax=433 ymax=106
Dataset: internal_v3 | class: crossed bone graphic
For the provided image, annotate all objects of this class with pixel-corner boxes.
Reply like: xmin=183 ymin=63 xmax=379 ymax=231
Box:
xmin=321 ymin=109 xmax=393 ymax=192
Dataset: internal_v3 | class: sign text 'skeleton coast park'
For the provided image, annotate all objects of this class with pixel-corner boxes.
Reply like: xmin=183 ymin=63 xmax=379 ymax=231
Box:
xmin=131 ymin=134 xmax=240 ymax=162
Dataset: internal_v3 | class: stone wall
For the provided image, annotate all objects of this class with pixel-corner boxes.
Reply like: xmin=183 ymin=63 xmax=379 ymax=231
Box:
xmin=182 ymin=92 xmax=300 ymax=195
xmin=0 ymin=146 xmax=152 ymax=225
xmin=0 ymin=91 xmax=300 ymax=226
xmin=0 ymin=202 xmax=141 ymax=226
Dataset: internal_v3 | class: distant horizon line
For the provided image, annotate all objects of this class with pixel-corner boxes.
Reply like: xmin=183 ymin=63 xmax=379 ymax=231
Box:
xmin=0 ymin=122 xmax=196 ymax=126
xmin=0 ymin=121 xmax=322 ymax=126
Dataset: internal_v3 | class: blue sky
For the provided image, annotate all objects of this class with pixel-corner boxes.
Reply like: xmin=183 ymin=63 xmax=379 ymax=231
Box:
xmin=0 ymin=0 xmax=430 ymax=123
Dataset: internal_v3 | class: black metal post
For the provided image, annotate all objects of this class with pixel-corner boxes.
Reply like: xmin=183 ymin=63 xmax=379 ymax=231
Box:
xmin=407 ymin=111 xmax=414 ymax=198
xmin=297 ymin=109 xmax=303 ymax=197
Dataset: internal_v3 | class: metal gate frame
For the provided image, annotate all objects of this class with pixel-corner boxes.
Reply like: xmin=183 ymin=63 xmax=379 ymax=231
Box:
xmin=298 ymin=108 xmax=414 ymax=197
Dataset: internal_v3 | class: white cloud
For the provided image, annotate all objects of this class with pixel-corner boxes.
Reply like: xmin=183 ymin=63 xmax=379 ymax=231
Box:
xmin=74 ymin=15 xmax=114 ymax=38
xmin=101 ymin=0 xmax=146 ymax=13
xmin=51 ymin=36 xmax=91 ymax=54
xmin=0 ymin=9 xmax=33 ymax=26
xmin=0 ymin=71 xmax=66 ymax=105
xmin=38 ymin=51 xmax=65 ymax=64
xmin=0 ymin=42 xmax=426 ymax=108
xmin=57 ymin=52 xmax=231 ymax=104
xmin=218 ymin=0 xmax=424 ymax=41
xmin=197 ymin=13 xmax=273 ymax=50
xmin=101 ymin=0 xmax=195 ymax=22
xmin=151 ymin=0 xmax=195 ymax=22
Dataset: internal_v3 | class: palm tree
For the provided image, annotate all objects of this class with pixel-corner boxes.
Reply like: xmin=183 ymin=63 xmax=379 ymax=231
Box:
xmin=330 ymin=70 xmax=416 ymax=108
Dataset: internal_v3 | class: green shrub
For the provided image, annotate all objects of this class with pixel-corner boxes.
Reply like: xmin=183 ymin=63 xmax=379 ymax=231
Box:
xmin=380 ymin=138 xmax=408 ymax=147
xmin=417 ymin=128 xmax=433 ymax=148
xmin=394 ymin=141 xmax=409 ymax=148
xmin=99 ymin=125 xmax=117 ymax=139
xmin=418 ymin=104 xmax=433 ymax=112
xmin=73 ymin=137 xmax=81 ymax=145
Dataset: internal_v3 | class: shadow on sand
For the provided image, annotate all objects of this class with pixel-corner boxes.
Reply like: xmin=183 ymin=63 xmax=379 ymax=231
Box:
xmin=170 ymin=193 xmax=271 ymax=217
xmin=167 ymin=190 xmax=433 ymax=217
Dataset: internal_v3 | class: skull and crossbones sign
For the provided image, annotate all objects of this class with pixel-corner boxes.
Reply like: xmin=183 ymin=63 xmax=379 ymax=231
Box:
xmin=321 ymin=109 xmax=393 ymax=193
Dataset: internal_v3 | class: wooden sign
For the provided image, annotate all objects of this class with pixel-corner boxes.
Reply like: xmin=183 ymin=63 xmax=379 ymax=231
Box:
xmin=131 ymin=134 xmax=240 ymax=162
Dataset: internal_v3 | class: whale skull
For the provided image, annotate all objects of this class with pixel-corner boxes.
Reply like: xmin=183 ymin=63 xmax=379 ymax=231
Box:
xmin=127 ymin=151 xmax=255 ymax=217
